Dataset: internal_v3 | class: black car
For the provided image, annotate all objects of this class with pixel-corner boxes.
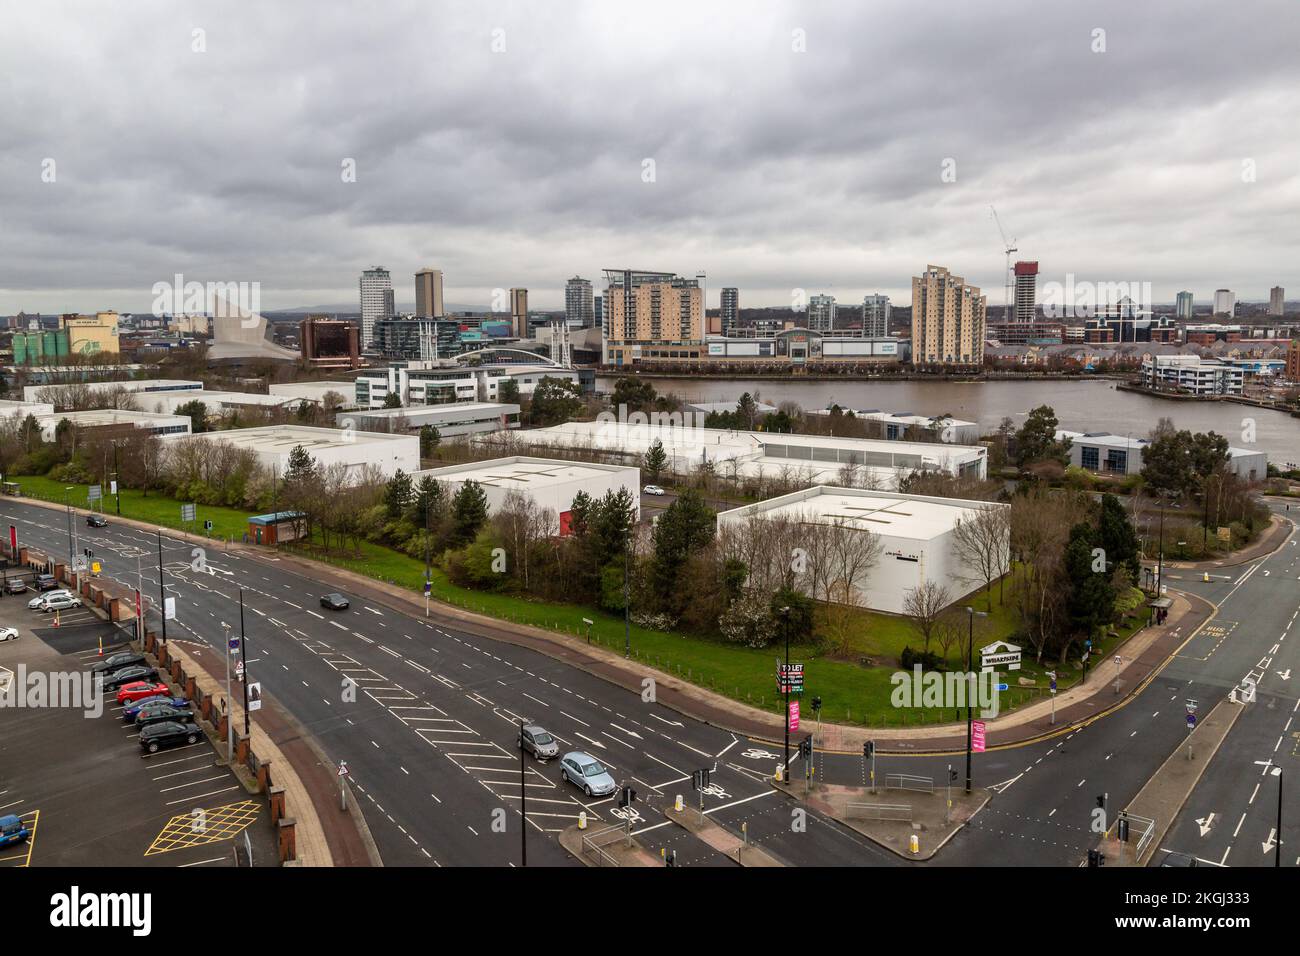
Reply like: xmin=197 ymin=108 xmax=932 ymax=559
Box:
xmin=320 ymin=593 xmax=350 ymax=611
xmin=3 ymin=578 xmax=26 ymax=595
xmin=135 ymin=704 xmax=194 ymax=729
xmin=86 ymin=514 xmax=107 ymax=528
xmin=34 ymin=574 xmax=58 ymax=591
xmin=101 ymin=665 xmax=160 ymax=690
xmin=124 ymin=697 xmax=190 ymax=723
xmin=92 ymin=651 xmax=147 ymax=676
xmin=139 ymin=720 xmax=201 ymax=754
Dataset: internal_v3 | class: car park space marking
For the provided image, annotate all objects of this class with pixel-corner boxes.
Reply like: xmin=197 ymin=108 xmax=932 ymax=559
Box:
xmin=145 ymin=801 xmax=261 ymax=856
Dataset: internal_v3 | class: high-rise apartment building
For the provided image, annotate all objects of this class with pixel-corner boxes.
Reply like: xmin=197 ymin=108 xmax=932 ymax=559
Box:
xmin=808 ymin=294 xmax=837 ymax=332
xmin=1175 ymin=291 xmax=1194 ymax=320
xmin=594 ymin=295 xmax=603 ymax=326
xmin=911 ymin=264 xmax=986 ymax=366
xmin=601 ymin=269 xmax=703 ymax=366
xmin=1013 ymin=261 xmax=1038 ymax=323
xmin=565 ymin=277 xmax=594 ymax=327
xmin=1269 ymin=286 xmax=1285 ymax=317
xmin=415 ymin=268 xmax=445 ymax=319
xmin=1213 ymin=288 xmax=1236 ymax=317
xmin=510 ymin=288 xmax=529 ymax=338
xmin=359 ymin=266 xmax=395 ymax=349
xmin=720 ymin=287 xmax=740 ymax=335
xmin=862 ymin=294 xmax=890 ymax=337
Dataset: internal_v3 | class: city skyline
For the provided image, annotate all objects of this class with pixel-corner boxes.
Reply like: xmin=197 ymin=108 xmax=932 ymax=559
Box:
xmin=2 ymin=1 xmax=1298 ymax=314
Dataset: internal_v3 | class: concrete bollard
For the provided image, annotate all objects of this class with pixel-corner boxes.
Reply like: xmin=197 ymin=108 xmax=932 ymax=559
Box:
xmin=674 ymin=794 xmax=683 ymax=812
xmin=910 ymin=834 xmax=920 ymax=855
xmin=578 ymin=811 xmax=587 ymax=830
xmin=775 ymin=764 xmax=784 ymax=783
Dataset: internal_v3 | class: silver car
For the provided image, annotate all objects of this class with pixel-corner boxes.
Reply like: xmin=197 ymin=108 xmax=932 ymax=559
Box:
xmin=40 ymin=594 xmax=82 ymax=612
xmin=559 ymin=751 xmax=617 ymax=798
xmin=29 ymin=589 xmax=73 ymax=610
xmin=518 ymin=724 xmax=559 ymax=761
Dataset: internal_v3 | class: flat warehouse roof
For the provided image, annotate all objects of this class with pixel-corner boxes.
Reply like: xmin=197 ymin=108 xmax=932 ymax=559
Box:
xmin=193 ymin=425 xmax=411 ymax=452
xmin=416 ymin=457 xmax=635 ymax=489
xmin=720 ymin=487 xmax=1002 ymax=541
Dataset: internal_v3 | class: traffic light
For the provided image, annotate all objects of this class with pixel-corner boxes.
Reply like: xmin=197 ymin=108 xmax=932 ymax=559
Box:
xmin=799 ymin=737 xmax=812 ymax=759
xmin=811 ymin=696 xmax=822 ymax=714
xmin=618 ymin=785 xmax=636 ymax=808
xmin=1096 ymin=795 xmax=1105 ymax=810
xmin=863 ymin=740 xmax=875 ymax=759
xmin=1087 ymin=849 xmax=1105 ymax=867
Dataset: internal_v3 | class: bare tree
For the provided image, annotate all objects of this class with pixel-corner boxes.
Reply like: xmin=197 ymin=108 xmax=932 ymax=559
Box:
xmin=951 ymin=505 xmax=1012 ymax=605
xmin=903 ymin=579 xmax=952 ymax=655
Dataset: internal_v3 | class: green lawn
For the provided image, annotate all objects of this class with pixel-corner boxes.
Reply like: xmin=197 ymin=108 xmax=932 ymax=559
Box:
xmin=5 ymin=473 xmax=1154 ymax=727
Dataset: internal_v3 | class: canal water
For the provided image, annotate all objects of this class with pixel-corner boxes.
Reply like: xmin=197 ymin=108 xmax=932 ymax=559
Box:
xmin=597 ymin=376 xmax=1300 ymax=468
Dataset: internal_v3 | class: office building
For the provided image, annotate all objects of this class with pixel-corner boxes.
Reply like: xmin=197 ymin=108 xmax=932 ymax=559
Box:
xmin=340 ymin=402 xmax=520 ymax=437
xmin=565 ymin=277 xmax=594 ymax=328
xmin=299 ymin=316 xmax=361 ymax=369
xmin=720 ymin=287 xmax=740 ymax=335
xmin=268 ymin=381 xmax=357 ymax=409
xmin=359 ymin=267 xmax=395 ymax=349
xmin=601 ymin=269 xmax=704 ymax=367
xmin=594 ymin=295 xmax=603 ymax=327
xmin=1141 ymin=355 xmax=1244 ymax=395
xmin=1058 ymin=430 xmax=1266 ymax=481
xmin=717 ymin=487 xmax=1009 ymax=615
xmin=1013 ymin=262 xmax=1038 ymax=323
xmin=1175 ymin=291 xmax=1194 ymax=320
xmin=911 ymin=264 xmax=986 ymax=366
xmin=510 ymin=288 xmax=529 ymax=338
xmin=1286 ymin=340 xmax=1300 ymax=382
xmin=415 ymin=268 xmax=445 ymax=318
xmin=353 ymin=361 xmax=580 ymax=408
xmin=1269 ymin=286 xmax=1285 ymax=317
xmin=1213 ymin=288 xmax=1236 ymax=317
xmin=33 ymin=408 xmax=192 ymax=441
xmin=808 ymin=294 xmax=837 ymax=332
xmin=372 ymin=318 xmax=463 ymax=361
xmin=862 ymin=294 xmax=890 ymax=338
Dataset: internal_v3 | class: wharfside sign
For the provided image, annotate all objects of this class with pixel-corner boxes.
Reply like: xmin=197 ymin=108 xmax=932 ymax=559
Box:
xmin=979 ymin=640 xmax=1022 ymax=672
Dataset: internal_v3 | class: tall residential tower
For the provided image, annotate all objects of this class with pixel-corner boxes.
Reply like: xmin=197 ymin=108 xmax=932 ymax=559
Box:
xmin=911 ymin=264 xmax=986 ymax=366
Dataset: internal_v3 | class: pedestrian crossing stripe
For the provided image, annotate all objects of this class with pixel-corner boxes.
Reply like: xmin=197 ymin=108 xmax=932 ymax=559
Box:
xmin=145 ymin=800 xmax=261 ymax=856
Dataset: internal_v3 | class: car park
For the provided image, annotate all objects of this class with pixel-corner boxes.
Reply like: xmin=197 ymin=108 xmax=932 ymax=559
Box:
xmin=559 ymin=751 xmax=617 ymax=797
xmin=92 ymin=651 xmax=147 ymax=676
xmin=138 ymin=720 xmax=201 ymax=754
xmin=517 ymin=724 xmax=560 ymax=761
xmin=28 ymin=589 xmax=73 ymax=610
xmin=320 ymin=592 xmax=350 ymax=611
xmin=117 ymin=681 xmax=171 ymax=705
xmin=34 ymin=574 xmax=59 ymax=591
xmin=0 ymin=626 xmax=17 ymax=642
xmin=86 ymin=514 xmax=107 ymax=527
xmin=0 ymin=814 xmax=30 ymax=848
xmin=134 ymin=704 xmax=194 ymax=729
xmin=122 ymin=695 xmax=189 ymax=722
xmin=643 ymin=484 xmax=666 ymax=496
xmin=4 ymin=578 xmax=26 ymax=595
xmin=39 ymin=594 xmax=82 ymax=612
xmin=103 ymin=666 xmax=161 ymax=691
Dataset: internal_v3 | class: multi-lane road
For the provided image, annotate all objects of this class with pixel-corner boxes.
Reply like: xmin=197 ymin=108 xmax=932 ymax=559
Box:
xmin=3 ymin=496 xmax=1296 ymax=867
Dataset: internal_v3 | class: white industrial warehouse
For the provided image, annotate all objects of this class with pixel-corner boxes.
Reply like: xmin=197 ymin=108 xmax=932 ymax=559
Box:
xmin=340 ymin=402 xmax=520 ymax=437
xmin=487 ymin=419 xmax=988 ymax=488
xmin=717 ymin=486 xmax=1009 ymax=615
xmin=1056 ymin=430 xmax=1269 ymax=481
xmin=33 ymin=408 xmax=193 ymax=440
xmin=412 ymin=456 xmax=640 ymax=534
xmin=187 ymin=424 xmax=419 ymax=480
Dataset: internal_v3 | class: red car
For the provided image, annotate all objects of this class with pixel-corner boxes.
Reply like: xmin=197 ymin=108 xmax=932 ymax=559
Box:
xmin=116 ymin=681 xmax=171 ymax=705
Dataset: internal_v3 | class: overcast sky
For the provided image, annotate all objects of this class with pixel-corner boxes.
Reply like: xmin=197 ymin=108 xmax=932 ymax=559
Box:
xmin=3 ymin=0 xmax=1298 ymax=314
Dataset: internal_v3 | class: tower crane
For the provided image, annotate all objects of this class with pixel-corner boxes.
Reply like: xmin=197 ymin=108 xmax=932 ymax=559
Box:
xmin=990 ymin=205 xmax=1017 ymax=321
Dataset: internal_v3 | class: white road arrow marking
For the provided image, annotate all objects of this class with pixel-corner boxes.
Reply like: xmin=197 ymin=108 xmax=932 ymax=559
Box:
xmin=575 ymin=732 xmax=606 ymax=750
xmin=1264 ymin=828 xmax=1279 ymax=854
xmin=1277 ymin=669 xmax=1292 ymax=681
xmin=1196 ymin=813 xmax=1216 ymax=837
xmin=648 ymin=713 xmax=683 ymax=727
xmin=609 ymin=723 xmax=642 ymax=740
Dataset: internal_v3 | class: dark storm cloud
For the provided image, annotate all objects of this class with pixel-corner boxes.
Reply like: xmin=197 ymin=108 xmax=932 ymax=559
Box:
xmin=1 ymin=0 xmax=1297 ymax=313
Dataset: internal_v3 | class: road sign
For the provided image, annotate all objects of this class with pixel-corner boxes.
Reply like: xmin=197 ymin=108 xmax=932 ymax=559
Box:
xmin=972 ymin=720 xmax=986 ymax=753
xmin=337 ymin=761 xmax=350 ymax=777
xmin=777 ymin=662 xmax=804 ymax=693
xmin=235 ymin=661 xmax=245 ymax=680
xmin=228 ymin=637 xmax=240 ymax=650
xmin=88 ymin=485 xmax=102 ymax=501
xmin=110 ymin=480 xmax=118 ymax=495
xmin=1187 ymin=713 xmax=1197 ymax=728
xmin=248 ymin=682 xmax=262 ymax=711
xmin=203 ymin=520 xmax=213 ymax=532
xmin=181 ymin=503 xmax=196 ymax=522
xmin=164 ymin=597 xmax=176 ymax=620
xmin=996 ymin=683 xmax=1009 ymax=692
xmin=788 ymin=699 xmax=800 ymax=732
xmin=1050 ymin=678 xmax=1057 ymax=692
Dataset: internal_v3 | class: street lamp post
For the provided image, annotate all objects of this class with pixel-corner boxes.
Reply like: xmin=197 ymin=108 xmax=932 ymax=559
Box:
xmin=623 ymin=538 xmax=631 ymax=659
xmin=156 ymin=530 xmax=168 ymax=645
xmin=1273 ymin=766 xmax=1283 ymax=868
xmin=964 ymin=606 xmax=987 ymax=795
xmin=780 ymin=605 xmax=791 ymax=782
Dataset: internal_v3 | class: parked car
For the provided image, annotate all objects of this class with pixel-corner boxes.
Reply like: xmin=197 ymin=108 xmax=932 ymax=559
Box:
xmin=1160 ymin=852 xmax=1199 ymax=867
xmin=34 ymin=574 xmax=58 ymax=591
xmin=559 ymin=751 xmax=617 ymax=797
xmin=39 ymin=594 xmax=82 ymax=612
xmin=320 ymin=593 xmax=350 ymax=611
xmin=117 ymin=681 xmax=171 ymax=705
xmin=86 ymin=514 xmax=108 ymax=528
xmin=643 ymin=484 xmax=666 ymax=496
xmin=0 ymin=626 xmax=17 ymax=643
xmin=4 ymin=578 xmax=27 ymax=595
xmin=124 ymin=696 xmax=191 ymax=723
xmin=28 ymin=589 xmax=73 ymax=610
xmin=0 ymin=814 xmax=30 ymax=848
xmin=135 ymin=704 xmax=194 ymax=729
xmin=92 ymin=651 xmax=147 ymax=676
xmin=518 ymin=724 xmax=560 ymax=761
xmin=139 ymin=720 xmax=201 ymax=754
xmin=103 ymin=666 xmax=161 ymax=691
